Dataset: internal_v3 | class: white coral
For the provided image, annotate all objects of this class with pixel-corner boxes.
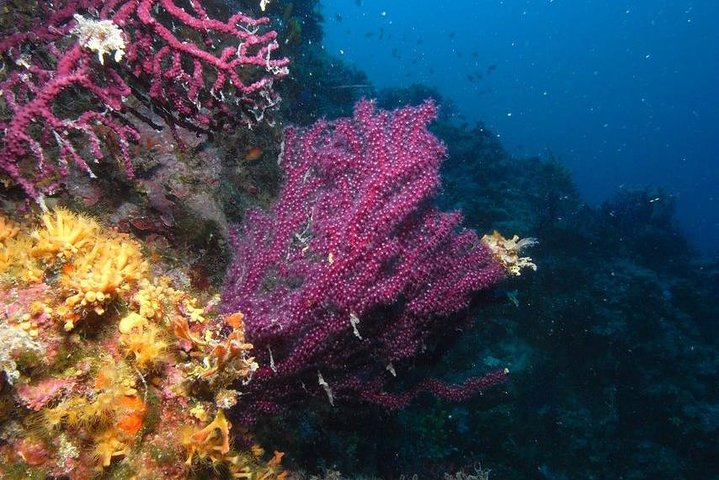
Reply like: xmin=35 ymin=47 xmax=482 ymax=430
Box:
xmin=482 ymin=231 xmax=538 ymax=276
xmin=0 ymin=323 xmax=42 ymax=385
xmin=71 ymin=14 xmax=126 ymax=65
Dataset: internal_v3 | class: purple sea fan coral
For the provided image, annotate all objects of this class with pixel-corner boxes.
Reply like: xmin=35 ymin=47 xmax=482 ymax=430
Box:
xmin=222 ymin=100 xmax=525 ymax=416
xmin=0 ymin=0 xmax=289 ymax=201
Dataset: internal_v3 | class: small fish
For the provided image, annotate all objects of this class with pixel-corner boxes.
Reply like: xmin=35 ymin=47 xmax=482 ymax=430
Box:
xmin=487 ymin=64 xmax=497 ymax=74
xmin=364 ymin=31 xmax=374 ymax=38
xmin=245 ymin=146 xmax=263 ymax=162
xmin=335 ymin=13 xmax=342 ymax=22
xmin=329 ymin=84 xmax=372 ymax=90
xmin=449 ymin=31 xmax=456 ymax=39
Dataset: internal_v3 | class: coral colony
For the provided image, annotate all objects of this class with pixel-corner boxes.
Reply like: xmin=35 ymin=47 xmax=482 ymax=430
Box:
xmin=0 ymin=0 xmax=289 ymax=202
xmin=0 ymin=1 xmax=535 ymax=479
xmin=222 ymin=100 xmax=533 ymax=417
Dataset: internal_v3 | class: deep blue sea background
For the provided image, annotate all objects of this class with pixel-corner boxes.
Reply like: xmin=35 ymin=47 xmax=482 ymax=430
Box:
xmin=321 ymin=0 xmax=719 ymax=255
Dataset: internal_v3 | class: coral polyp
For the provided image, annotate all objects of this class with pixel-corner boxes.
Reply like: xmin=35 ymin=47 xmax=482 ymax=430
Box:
xmin=0 ymin=209 xmax=285 ymax=480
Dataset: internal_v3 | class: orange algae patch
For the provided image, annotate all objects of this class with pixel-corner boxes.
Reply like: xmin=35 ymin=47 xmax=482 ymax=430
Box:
xmin=226 ymin=311 xmax=245 ymax=329
xmin=115 ymin=395 xmax=146 ymax=435
xmin=188 ymin=409 xmax=232 ymax=461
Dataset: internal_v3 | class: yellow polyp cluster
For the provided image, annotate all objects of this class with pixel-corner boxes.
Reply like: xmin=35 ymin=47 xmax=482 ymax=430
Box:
xmin=183 ymin=410 xmax=287 ymax=480
xmin=0 ymin=214 xmax=19 ymax=241
xmin=45 ymin=363 xmax=137 ymax=428
xmin=1 ymin=207 xmax=149 ymax=330
xmin=42 ymin=362 xmax=146 ymax=469
xmin=59 ymin=235 xmax=147 ymax=329
xmin=133 ymin=277 xmax=206 ymax=323
xmin=135 ymin=278 xmax=173 ymax=319
xmin=93 ymin=429 xmax=131 ymax=468
xmin=0 ymin=235 xmax=43 ymax=283
xmin=116 ymin=278 xmax=205 ymax=370
xmin=481 ymin=231 xmax=539 ymax=276
xmin=30 ymin=208 xmax=99 ymax=262
xmin=119 ymin=312 xmax=167 ymax=369
xmin=0 ymin=215 xmax=41 ymax=283
xmin=181 ymin=296 xmax=207 ymax=323
xmin=0 ymin=208 xmax=287 ymax=480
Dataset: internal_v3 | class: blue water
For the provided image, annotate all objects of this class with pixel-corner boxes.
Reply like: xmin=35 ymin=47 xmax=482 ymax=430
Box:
xmin=322 ymin=0 xmax=719 ymax=255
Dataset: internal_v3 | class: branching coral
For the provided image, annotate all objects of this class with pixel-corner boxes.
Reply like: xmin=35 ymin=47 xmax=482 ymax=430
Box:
xmin=0 ymin=0 xmax=289 ymax=201
xmin=221 ymin=100 xmax=535 ymax=415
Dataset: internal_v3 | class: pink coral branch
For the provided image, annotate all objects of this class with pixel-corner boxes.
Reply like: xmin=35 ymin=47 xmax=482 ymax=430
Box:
xmin=0 ymin=0 xmax=288 ymax=200
xmin=0 ymin=43 xmax=136 ymax=200
xmin=223 ymin=100 xmax=507 ymax=416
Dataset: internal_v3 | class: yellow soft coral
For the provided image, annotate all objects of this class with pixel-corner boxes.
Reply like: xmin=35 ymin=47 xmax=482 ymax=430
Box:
xmin=134 ymin=278 xmax=172 ymax=320
xmin=0 ymin=214 xmax=19 ymax=242
xmin=119 ymin=312 xmax=167 ymax=369
xmin=184 ymin=409 xmax=232 ymax=465
xmin=0 ymin=236 xmax=42 ymax=282
xmin=93 ymin=429 xmax=130 ymax=467
xmin=481 ymin=231 xmax=538 ymax=276
xmin=60 ymin=235 xmax=148 ymax=329
xmin=183 ymin=409 xmax=286 ymax=479
xmin=0 ymin=208 xmax=286 ymax=479
xmin=42 ymin=363 xmax=145 ymax=469
xmin=31 ymin=208 xmax=99 ymax=261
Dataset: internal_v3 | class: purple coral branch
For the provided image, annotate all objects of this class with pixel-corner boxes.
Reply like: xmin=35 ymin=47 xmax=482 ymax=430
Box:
xmin=222 ymin=100 xmax=507 ymax=416
xmin=0 ymin=0 xmax=288 ymax=200
xmin=0 ymin=43 xmax=137 ymax=200
xmin=113 ymin=0 xmax=288 ymax=128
